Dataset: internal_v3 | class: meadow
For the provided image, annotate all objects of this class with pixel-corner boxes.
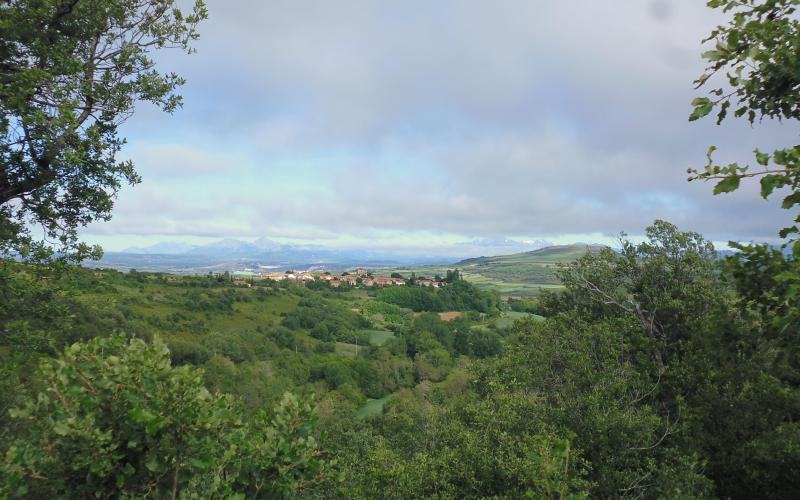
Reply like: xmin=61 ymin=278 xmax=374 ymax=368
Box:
xmin=376 ymin=244 xmax=601 ymax=297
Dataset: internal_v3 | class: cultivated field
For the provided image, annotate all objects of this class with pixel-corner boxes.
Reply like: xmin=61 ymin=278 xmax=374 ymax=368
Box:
xmin=376 ymin=244 xmax=603 ymax=297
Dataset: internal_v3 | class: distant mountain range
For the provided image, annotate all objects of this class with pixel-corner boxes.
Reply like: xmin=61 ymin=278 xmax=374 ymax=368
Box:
xmin=82 ymin=237 xmax=747 ymax=278
xmin=122 ymin=242 xmax=200 ymax=255
xmin=86 ymin=236 xmax=559 ymax=274
xmin=120 ymin=236 xmax=554 ymax=258
xmin=121 ymin=237 xmax=286 ymax=256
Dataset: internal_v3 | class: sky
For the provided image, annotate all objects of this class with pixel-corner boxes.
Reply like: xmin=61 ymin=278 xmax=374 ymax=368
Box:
xmin=81 ymin=0 xmax=795 ymax=253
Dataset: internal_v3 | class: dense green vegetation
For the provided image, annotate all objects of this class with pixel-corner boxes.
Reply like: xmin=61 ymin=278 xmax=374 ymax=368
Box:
xmin=0 ymin=262 xmax=522 ymax=496
xmin=3 ymin=0 xmax=800 ymax=497
xmin=3 ymin=219 xmax=800 ymax=497
xmin=378 ymin=279 xmax=500 ymax=313
xmin=316 ymin=221 xmax=800 ymax=498
xmin=2 ymin=335 xmax=320 ymax=498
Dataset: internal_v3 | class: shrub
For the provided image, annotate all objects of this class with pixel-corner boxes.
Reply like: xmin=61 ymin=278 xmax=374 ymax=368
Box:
xmin=1 ymin=335 xmax=321 ymax=498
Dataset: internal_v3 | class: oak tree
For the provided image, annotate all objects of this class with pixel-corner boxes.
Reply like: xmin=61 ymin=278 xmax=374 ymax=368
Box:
xmin=0 ymin=0 xmax=207 ymax=260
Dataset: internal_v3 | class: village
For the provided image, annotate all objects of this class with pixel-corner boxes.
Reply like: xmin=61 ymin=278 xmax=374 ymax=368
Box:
xmin=231 ymin=267 xmax=447 ymax=288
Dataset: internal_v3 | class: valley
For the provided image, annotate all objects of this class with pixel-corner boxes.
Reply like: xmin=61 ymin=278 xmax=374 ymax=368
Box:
xmin=2 ymin=0 xmax=794 ymax=495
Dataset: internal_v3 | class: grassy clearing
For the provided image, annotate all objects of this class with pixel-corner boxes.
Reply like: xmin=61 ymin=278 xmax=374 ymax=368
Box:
xmin=80 ymin=280 xmax=299 ymax=338
xmin=438 ymin=311 xmax=462 ymax=321
xmin=356 ymin=394 xmax=394 ymax=418
xmin=335 ymin=342 xmax=360 ymax=357
xmin=495 ymin=311 xmax=546 ymax=329
xmin=362 ymin=329 xmax=394 ymax=346
xmin=461 ymin=272 xmax=563 ymax=297
xmin=504 ymin=311 xmax=534 ymax=320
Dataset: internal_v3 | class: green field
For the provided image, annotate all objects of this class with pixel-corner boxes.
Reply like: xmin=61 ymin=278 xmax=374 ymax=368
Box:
xmin=495 ymin=311 xmax=546 ymax=329
xmin=377 ymin=244 xmax=603 ymax=297
xmin=374 ymin=265 xmax=562 ymax=297
xmin=356 ymin=394 xmax=394 ymax=418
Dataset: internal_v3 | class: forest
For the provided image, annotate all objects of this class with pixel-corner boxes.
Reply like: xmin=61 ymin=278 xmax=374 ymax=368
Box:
xmin=2 ymin=0 xmax=800 ymax=498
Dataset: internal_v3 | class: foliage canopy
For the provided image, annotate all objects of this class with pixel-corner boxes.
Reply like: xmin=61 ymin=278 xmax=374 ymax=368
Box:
xmin=0 ymin=0 xmax=207 ymax=260
xmin=1 ymin=334 xmax=321 ymax=498
xmin=689 ymin=0 xmax=800 ymax=245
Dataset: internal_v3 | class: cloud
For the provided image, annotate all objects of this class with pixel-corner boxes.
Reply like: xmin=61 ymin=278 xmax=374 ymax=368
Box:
xmin=124 ymin=143 xmax=239 ymax=178
xmin=82 ymin=0 xmax=795 ymax=249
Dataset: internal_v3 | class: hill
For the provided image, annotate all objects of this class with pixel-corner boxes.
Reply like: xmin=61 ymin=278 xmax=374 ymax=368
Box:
xmin=455 ymin=244 xmax=605 ymax=282
xmin=379 ymin=244 xmax=607 ymax=297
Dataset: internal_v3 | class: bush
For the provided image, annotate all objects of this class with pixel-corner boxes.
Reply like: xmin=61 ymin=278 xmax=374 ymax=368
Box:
xmin=1 ymin=335 xmax=321 ymax=498
xmin=167 ymin=338 xmax=210 ymax=365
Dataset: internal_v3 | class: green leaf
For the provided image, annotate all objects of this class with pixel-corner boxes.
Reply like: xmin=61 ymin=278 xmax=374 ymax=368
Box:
xmin=781 ymin=192 xmax=800 ymax=209
xmin=754 ymin=149 xmax=769 ymax=166
xmin=689 ymin=97 xmax=714 ymax=121
xmin=146 ymin=417 xmax=166 ymax=435
xmin=53 ymin=421 xmax=70 ymax=436
xmin=779 ymin=226 xmax=799 ymax=239
xmin=713 ymin=175 xmax=740 ymax=194
xmin=793 ymin=240 xmax=800 ymax=257
xmin=129 ymin=407 xmax=156 ymax=425
xmin=8 ymin=408 xmax=30 ymax=419
xmin=188 ymin=458 xmax=208 ymax=469
xmin=760 ymin=174 xmax=784 ymax=198
xmin=717 ymin=100 xmax=730 ymax=124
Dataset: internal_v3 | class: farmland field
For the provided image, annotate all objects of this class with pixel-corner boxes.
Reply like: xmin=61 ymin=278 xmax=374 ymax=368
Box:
xmin=376 ymin=244 xmax=603 ymax=297
xmin=438 ymin=311 xmax=462 ymax=321
xmin=495 ymin=311 xmax=546 ymax=329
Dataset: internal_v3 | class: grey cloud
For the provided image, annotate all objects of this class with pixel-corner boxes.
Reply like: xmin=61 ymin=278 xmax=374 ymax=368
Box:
xmin=87 ymin=0 xmax=796 ymax=246
xmin=649 ymin=0 xmax=673 ymax=22
xmin=139 ymin=1 xmax=721 ymax=141
xmin=126 ymin=143 xmax=238 ymax=178
xmin=233 ymin=130 xmax=791 ymax=241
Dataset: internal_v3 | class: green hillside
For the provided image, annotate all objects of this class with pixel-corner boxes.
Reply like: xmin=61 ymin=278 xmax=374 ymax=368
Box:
xmin=454 ymin=244 xmax=605 ymax=283
xmin=380 ymin=244 xmax=606 ymax=297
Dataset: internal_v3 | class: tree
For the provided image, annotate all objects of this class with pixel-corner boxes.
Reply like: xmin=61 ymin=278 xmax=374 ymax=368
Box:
xmin=445 ymin=269 xmax=461 ymax=283
xmin=687 ymin=0 xmax=800 ymax=348
xmin=0 ymin=334 xmax=321 ymax=498
xmin=534 ymin=220 xmax=800 ymax=497
xmin=688 ymin=0 xmax=800 ymax=245
xmin=321 ymin=390 xmax=590 ymax=498
xmin=0 ymin=0 xmax=207 ymax=260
